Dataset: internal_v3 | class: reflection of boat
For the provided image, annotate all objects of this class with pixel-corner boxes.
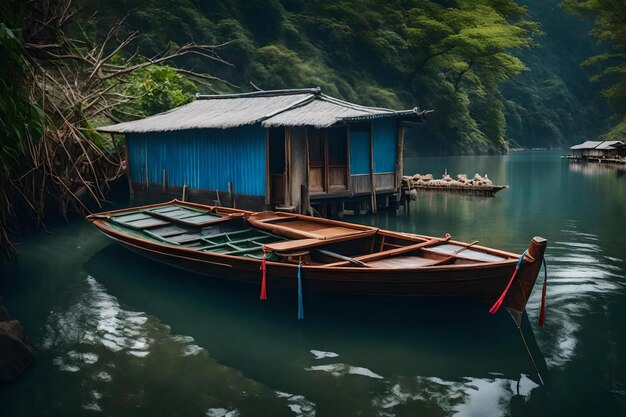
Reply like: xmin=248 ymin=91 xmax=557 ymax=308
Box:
xmin=84 ymin=245 xmax=550 ymax=413
xmin=87 ymin=200 xmax=546 ymax=315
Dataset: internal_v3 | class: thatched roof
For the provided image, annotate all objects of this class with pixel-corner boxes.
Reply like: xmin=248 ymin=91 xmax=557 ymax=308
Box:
xmin=570 ymin=140 xmax=625 ymax=150
xmin=570 ymin=141 xmax=603 ymax=150
xmin=98 ymin=88 xmax=428 ymax=133
xmin=595 ymin=140 xmax=624 ymax=150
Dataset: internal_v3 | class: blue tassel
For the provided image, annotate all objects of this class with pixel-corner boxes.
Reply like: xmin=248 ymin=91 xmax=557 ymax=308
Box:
xmin=297 ymin=262 xmax=304 ymax=320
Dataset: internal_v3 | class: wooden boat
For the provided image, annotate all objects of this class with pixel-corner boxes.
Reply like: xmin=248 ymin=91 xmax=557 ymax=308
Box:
xmin=87 ymin=200 xmax=547 ymax=320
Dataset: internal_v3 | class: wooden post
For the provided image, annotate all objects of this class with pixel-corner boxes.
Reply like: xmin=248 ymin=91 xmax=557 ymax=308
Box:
xmin=345 ymin=125 xmax=351 ymax=191
xmin=369 ymin=122 xmax=377 ymax=214
xmin=265 ymin=128 xmax=270 ymax=206
xmin=304 ymin=127 xmax=310 ymax=213
xmin=162 ymin=169 xmax=167 ymax=194
xmin=285 ymin=127 xmax=291 ymax=206
xmin=395 ymin=124 xmax=405 ymax=190
xmin=301 ymin=184 xmax=310 ymax=215
xmin=122 ymin=134 xmax=134 ymax=200
xmin=182 ymin=185 xmax=189 ymax=202
xmin=323 ymin=129 xmax=329 ymax=193
xmin=144 ymin=138 xmax=149 ymax=192
xmin=405 ymin=193 xmax=410 ymax=216
xmin=228 ymin=181 xmax=235 ymax=208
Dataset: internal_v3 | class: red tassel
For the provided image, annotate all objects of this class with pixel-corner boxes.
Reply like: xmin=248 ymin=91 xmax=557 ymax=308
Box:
xmin=260 ymin=248 xmax=267 ymax=300
xmin=538 ymin=259 xmax=547 ymax=326
xmin=489 ymin=268 xmax=519 ymax=314
xmin=489 ymin=251 xmax=526 ymax=314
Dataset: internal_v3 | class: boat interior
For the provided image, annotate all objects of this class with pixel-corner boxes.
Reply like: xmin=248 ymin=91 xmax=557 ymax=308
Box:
xmin=100 ymin=203 xmax=511 ymax=268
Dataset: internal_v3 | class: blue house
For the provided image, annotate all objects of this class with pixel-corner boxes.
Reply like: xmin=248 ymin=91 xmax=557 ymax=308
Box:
xmin=99 ymin=88 xmax=428 ymax=214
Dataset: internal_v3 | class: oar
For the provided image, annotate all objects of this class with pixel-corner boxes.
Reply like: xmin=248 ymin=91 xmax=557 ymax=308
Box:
xmin=429 ymin=240 xmax=480 ymax=266
xmin=313 ymin=248 xmax=370 ymax=268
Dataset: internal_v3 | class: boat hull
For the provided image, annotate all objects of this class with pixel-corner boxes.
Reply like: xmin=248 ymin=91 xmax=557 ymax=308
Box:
xmin=88 ymin=200 xmax=547 ymax=314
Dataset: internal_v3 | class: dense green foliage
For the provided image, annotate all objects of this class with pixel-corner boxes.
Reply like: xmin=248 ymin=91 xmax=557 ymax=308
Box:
xmin=115 ymin=65 xmax=198 ymax=119
xmin=502 ymin=0 xmax=609 ymax=148
xmin=563 ymin=0 xmax=626 ymax=140
xmin=0 ymin=19 xmax=44 ymax=175
xmin=84 ymin=0 xmax=542 ymax=154
xmin=0 ymin=0 xmax=208 ymax=255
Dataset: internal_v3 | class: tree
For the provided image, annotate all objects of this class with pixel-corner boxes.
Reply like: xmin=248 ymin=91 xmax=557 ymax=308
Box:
xmin=0 ymin=0 xmax=229 ymax=255
xmin=563 ymin=0 xmax=626 ymax=139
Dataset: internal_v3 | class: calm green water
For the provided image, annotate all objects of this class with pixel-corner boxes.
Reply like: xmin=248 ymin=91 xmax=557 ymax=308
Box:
xmin=1 ymin=150 xmax=625 ymax=416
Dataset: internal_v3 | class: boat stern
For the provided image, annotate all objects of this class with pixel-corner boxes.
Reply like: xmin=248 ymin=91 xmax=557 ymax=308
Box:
xmin=505 ymin=236 xmax=548 ymax=326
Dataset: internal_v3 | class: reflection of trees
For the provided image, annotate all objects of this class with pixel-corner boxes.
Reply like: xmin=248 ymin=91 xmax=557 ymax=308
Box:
xmin=40 ymin=276 xmax=297 ymax=416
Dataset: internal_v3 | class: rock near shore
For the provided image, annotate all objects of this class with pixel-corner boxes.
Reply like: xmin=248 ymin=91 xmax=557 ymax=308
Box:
xmin=0 ymin=295 xmax=35 ymax=383
xmin=0 ymin=320 xmax=35 ymax=382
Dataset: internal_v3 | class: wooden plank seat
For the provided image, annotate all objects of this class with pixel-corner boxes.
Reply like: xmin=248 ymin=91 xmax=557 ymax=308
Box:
xmin=247 ymin=212 xmax=373 ymax=240
xmin=422 ymin=244 xmax=507 ymax=262
xmin=366 ymin=256 xmax=441 ymax=268
xmin=262 ymin=230 xmax=378 ymax=255
xmin=322 ymin=237 xmax=448 ymax=267
xmin=263 ymin=239 xmax=320 ymax=253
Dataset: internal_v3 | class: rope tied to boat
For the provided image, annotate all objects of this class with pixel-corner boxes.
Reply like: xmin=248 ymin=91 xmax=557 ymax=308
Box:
xmin=297 ymin=262 xmax=304 ymax=320
xmin=260 ymin=245 xmax=267 ymax=300
xmin=489 ymin=251 xmax=526 ymax=314
xmin=538 ymin=256 xmax=548 ymax=327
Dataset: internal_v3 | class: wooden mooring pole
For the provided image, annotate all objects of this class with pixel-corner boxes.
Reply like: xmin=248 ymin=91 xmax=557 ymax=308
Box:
xmin=228 ymin=181 xmax=236 ymax=208
xmin=182 ymin=185 xmax=189 ymax=202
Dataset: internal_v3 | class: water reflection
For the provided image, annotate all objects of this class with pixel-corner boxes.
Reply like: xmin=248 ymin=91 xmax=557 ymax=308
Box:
xmin=34 ymin=273 xmax=308 ymax=416
xmin=567 ymin=161 xmax=626 ymax=176
xmin=372 ymin=374 xmax=539 ymax=417
xmin=79 ymin=243 xmax=548 ymax=416
xmin=4 ymin=151 xmax=626 ymax=416
xmin=525 ymin=224 xmax=625 ymax=368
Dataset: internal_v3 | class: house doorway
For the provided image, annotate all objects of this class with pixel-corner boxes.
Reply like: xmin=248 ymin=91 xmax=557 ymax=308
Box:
xmin=307 ymin=127 xmax=348 ymax=193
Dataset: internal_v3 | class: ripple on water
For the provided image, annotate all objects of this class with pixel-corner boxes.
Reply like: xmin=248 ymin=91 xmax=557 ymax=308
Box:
xmin=525 ymin=226 xmax=625 ymax=367
xmin=372 ymin=374 xmax=538 ymax=417
xmin=305 ymin=363 xmax=384 ymax=380
xmin=309 ymin=349 xmax=339 ymax=360
xmin=82 ymin=390 xmax=103 ymax=412
xmin=205 ymin=408 xmax=240 ymax=417
xmin=38 ymin=275 xmax=301 ymax=415
xmin=93 ymin=371 xmax=112 ymax=382
xmin=275 ymin=391 xmax=316 ymax=417
xmin=181 ymin=344 xmax=205 ymax=356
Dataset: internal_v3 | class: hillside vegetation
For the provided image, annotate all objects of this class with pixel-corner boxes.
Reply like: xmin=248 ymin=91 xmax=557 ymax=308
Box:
xmin=0 ymin=0 xmax=621 ymax=253
xmin=86 ymin=0 xmax=543 ymax=154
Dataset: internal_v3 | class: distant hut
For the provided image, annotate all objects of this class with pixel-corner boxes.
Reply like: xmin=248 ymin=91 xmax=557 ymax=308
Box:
xmin=614 ymin=142 xmax=626 ymax=157
xmin=568 ymin=140 xmax=626 ymax=162
xmin=98 ymin=88 xmax=429 ymax=213
xmin=595 ymin=141 xmax=626 ymax=158
xmin=569 ymin=141 xmax=603 ymax=158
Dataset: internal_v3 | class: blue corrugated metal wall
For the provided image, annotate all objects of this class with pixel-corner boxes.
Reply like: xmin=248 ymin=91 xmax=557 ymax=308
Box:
xmin=373 ymin=119 xmax=397 ymax=173
xmin=349 ymin=120 xmax=397 ymax=175
xmin=349 ymin=129 xmax=370 ymax=175
xmin=127 ymin=125 xmax=266 ymax=196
